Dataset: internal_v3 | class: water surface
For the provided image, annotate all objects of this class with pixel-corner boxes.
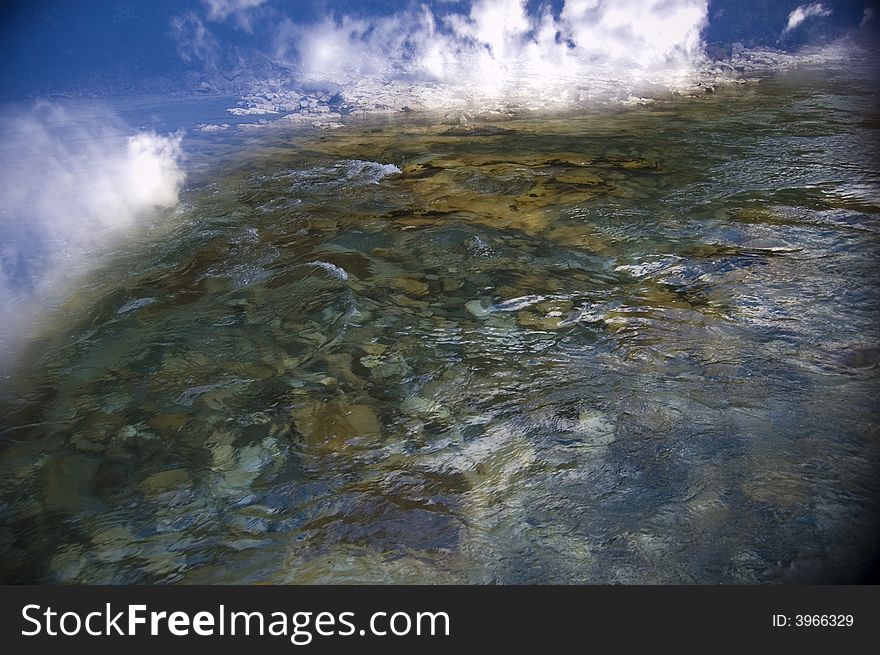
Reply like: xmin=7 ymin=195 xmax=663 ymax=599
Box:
xmin=1 ymin=65 xmax=879 ymax=583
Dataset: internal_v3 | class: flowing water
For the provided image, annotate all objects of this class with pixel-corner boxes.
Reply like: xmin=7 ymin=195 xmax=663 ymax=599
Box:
xmin=1 ymin=63 xmax=879 ymax=584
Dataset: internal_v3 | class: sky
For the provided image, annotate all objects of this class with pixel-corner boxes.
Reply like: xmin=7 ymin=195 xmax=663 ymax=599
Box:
xmin=0 ymin=1 xmax=875 ymax=98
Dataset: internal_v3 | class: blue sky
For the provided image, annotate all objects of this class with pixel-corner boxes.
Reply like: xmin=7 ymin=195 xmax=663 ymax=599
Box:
xmin=0 ymin=1 xmax=874 ymax=98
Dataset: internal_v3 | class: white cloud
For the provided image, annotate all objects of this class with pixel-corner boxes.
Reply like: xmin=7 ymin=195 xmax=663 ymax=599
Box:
xmin=462 ymin=0 xmax=531 ymax=60
xmin=782 ymin=3 xmax=832 ymax=36
xmin=560 ymin=0 xmax=707 ymax=69
xmin=275 ymin=0 xmax=709 ymax=104
xmin=202 ymin=0 xmax=265 ymax=32
xmin=0 ymin=103 xmax=184 ymax=358
xmin=171 ymin=12 xmax=219 ymax=65
xmin=274 ymin=7 xmax=445 ymax=81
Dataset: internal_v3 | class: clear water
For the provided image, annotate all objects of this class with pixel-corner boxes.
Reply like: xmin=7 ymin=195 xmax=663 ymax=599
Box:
xmin=1 ymin=65 xmax=878 ymax=584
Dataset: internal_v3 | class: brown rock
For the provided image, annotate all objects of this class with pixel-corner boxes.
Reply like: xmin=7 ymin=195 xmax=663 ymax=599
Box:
xmin=294 ymin=401 xmax=382 ymax=451
xmin=391 ymin=276 xmax=430 ymax=296
xmin=138 ymin=468 xmax=191 ymax=496
xmin=148 ymin=413 xmax=189 ymax=433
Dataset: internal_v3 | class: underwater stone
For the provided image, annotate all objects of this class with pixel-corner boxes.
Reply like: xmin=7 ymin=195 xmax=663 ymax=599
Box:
xmin=212 ymin=443 xmax=238 ymax=471
xmin=239 ymin=412 xmax=273 ymax=427
xmin=228 ymin=505 xmax=276 ymax=535
xmin=140 ymin=550 xmax=185 ymax=579
xmin=685 ymin=488 xmax=730 ymax=527
xmin=391 ymin=293 xmax=428 ymax=309
xmin=49 ymin=545 xmax=87 ymax=582
xmin=210 ymin=431 xmax=286 ymax=493
xmin=741 ymin=471 xmax=810 ymax=508
xmin=92 ymin=525 xmax=138 ymax=563
xmin=137 ymin=469 xmax=191 ymax=496
xmin=465 ymin=299 xmax=492 ymax=318
xmin=516 ymin=300 xmax=574 ymax=330
xmin=116 ymin=297 xmax=157 ymax=315
xmin=117 ymin=422 xmax=159 ymax=443
xmin=237 ymin=439 xmax=281 ymax=475
xmin=578 ymin=411 xmax=617 ymax=447
xmin=71 ymin=433 xmax=107 ymax=454
xmin=43 ymin=455 xmax=100 ymax=511
xmin=325 ymin=352 xmax=366 ymax=389
xmin=400 ymin=395 xmax=452 ymax=421
xmin=359 ymin=352 xmax=408 ymax=380
xmin=391 ymin=276 xmax=430 ymax=296
xmin=148 ymin=413 xmax=189 ymax=434
xmin=294 ymin=401 xmax=382 ymax=450
xmin=72 ymin=412 xmax=125 ymax=452
xmin=441 ymin=278 xmax=461 ymax=292
xmin=516 ymin=311 xmax=562 ymax=330
xmin=361 ymin=342 xmax=387 ymax=355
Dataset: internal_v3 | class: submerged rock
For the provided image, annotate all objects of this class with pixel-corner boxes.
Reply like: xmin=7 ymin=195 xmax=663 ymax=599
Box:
xmin=465 ymin=299 xmax=492 ymax=318
xmin=49 ymin=545 xmax=87 ymax=582
xmin=69 ymin=411 xmax=126 ymax=454
xmin=148 ymin=413 xmax=189 ymax=434
xmin=741 ymin=471 xmax=810 ymax=508
xmin=207 ymin=430 xmax=287 ymax=496
xmin=359 ymin=352 xmax=409 ymax=380
xmin=516 ymin=300 xmax=573 ymax=330
xmin=391 ymin=276 xmax=430 ymax=296
xmin=116 ymin=422 xmax=160 ymax=444
xmin=577 ymin=411 xmax=617 ymax=449
xmin=43 ymin=455 xmax=100 ymax=511
xmin=91 ymin=525 xmax=138 ymax=563
xmin=324 ymin=352 xmax=366 ymax=389
xmin=138 ymin=469 xmax=191 ymax=496
xmin=294 ymin=401 xmax=382 ymax=451
xmin=70 ymin=433 xmax=108 ymax=454
xmin=361 ymin=342 xmax=387 ymax=355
